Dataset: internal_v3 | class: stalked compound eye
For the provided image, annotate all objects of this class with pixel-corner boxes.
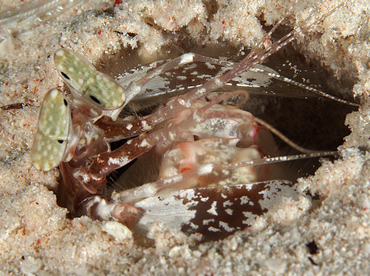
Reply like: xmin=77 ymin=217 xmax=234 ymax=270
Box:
xmin=54 ymin=48 xmax=126 ymax=110
xmin=31 ymin=89 xmax=71 ymax=171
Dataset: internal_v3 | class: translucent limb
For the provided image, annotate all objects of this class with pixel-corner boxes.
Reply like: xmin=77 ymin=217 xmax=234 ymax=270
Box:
xmin=249 ymin=66 xmax=360 ymax=107
xmin=120 ymin=53 xmax=235 ymax=106
xmin=75 ymin=92 xmax=254 ymax=186
xmin=114 ymin=151 xmax=337 ymax=205
xmin=80 ymin=196 xmax=144 ymax=229
xmin=94 ymin=90 xmax=250 ymax=141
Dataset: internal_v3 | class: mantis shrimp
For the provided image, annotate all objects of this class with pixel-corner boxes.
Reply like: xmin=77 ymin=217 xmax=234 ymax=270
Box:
xmin=31 ymin=5 xmax=360 ymax=240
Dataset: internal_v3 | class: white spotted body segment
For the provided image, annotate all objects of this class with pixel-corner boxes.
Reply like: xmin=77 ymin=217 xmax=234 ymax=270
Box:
xmin=134 ymin=180 xmax=298 ymax=239
xmin=54 ymin=49 xmax=126 ymax=111
xmin=32 ymin=89 xmax=71 ymax=171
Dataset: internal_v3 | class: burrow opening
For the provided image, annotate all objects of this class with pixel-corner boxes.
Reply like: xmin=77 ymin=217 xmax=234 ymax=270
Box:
xmin=57 ymin=25 xmax=359 ymax=242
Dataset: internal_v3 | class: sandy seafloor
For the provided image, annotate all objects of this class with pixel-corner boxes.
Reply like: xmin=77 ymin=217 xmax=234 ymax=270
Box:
xmin=1 ymin=0 xmax=370 ymax=275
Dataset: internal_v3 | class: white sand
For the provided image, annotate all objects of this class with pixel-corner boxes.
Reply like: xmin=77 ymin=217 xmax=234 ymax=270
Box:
xmin=1 ymin=0 xmax=370 ymax=274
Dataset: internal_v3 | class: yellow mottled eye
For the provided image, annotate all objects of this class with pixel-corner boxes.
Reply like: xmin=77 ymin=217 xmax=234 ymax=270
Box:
xmin=31 ymin=89 xmax=70 ymax=171
xmin=54 ymin=48 xmax=126 ymax=110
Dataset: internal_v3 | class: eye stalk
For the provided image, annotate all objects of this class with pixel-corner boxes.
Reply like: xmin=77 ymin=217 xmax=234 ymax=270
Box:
xmin=31 ymin=89 xmax=72 ymax=171
xmin=54 ymin=48 xmax=126 ymax=111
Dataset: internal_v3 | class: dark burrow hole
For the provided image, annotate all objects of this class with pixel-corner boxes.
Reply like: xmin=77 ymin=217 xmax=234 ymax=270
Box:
xmin=57 ymin=27 xmax=359 ymax=242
